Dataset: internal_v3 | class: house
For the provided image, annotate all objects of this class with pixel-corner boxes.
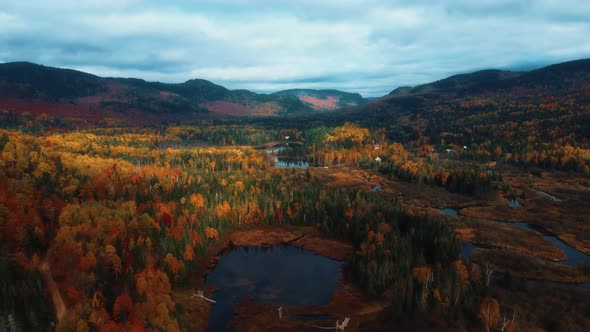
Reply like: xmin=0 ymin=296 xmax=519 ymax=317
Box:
xmin=373 ymin=144 xmax=381 ymax=150
xmin=375 ymin=156 xmax=382 ymax=162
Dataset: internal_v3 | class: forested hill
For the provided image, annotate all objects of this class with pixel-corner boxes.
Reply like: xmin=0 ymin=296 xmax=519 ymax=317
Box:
xmin=272 ymin=89 xmax=368 ymax=111
xmin=0 ymin=62 xmax=314 ymax=124
xmin=389 ymin=58 xmax=590 ymax=97
xmin=353 ymin=58 xmax=590 ymax=151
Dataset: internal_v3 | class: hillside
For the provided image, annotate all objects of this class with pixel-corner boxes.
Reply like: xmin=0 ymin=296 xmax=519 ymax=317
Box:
xmin=0 ymin=62 xmax=314 ymax=125
xmin=356 ymin=58 xmax=590 ymax=150
xmin=388 ymin=58 xmax=590 ymax=97
xmin=273 ymin=88 xmax=367 ymax=111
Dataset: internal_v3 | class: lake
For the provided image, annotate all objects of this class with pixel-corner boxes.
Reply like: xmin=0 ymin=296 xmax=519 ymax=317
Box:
xmin=205 ymin=246 xmax=343 ymax=331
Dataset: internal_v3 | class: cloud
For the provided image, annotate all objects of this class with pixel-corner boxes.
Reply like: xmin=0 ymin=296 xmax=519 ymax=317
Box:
xmin=1 ymin=0 xmax=589 ymax=96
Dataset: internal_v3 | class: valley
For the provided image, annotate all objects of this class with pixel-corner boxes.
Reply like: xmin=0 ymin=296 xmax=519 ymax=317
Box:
xmin=1 ymin=59 xmax=589 ymax=332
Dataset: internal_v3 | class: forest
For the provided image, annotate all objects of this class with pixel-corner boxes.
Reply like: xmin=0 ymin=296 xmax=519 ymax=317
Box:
xmin=0 ymin=122 xmax=500 ymax=331
xmin=1 ymin=59 xmax=589 ymax=332
xmin=2 ymin=117 xmax=588 ymax=332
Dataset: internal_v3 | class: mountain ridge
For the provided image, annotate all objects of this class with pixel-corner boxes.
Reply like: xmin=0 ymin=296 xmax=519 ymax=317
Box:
xmin=1 ymin=58 xmax=590 ymax=128
xmin=387 ymin=58 xmax=590 ymax=97
xmin=0 ymin=61 xmax=322 ymax=121
xmin=0 ymin=61 xmax=372 ymax=120
xmin=272 ymin=88 xmax=368 ymax=111
xmin=355 ymin=57 xmax=590 ymax=148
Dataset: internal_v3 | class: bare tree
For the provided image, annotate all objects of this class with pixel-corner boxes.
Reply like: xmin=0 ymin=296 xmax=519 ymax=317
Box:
xmin=499 ymin=310 xmax=516 ymax=332
xmin=484 ymin=263 xmax=493 ymax=287
xmin=478 ymin=297 xmax=500 ymax=332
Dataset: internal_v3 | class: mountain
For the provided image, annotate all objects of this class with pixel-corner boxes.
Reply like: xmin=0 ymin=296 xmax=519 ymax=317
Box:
xmin=355 ymin=58 xmax=590 ymax=146
xmin=0 ymin=62 xmax=315 ymax=125
xmin=387 ymin=58 xmax=590 ymax=98
xmin=272 ymin=89 xmax=367 ymax=111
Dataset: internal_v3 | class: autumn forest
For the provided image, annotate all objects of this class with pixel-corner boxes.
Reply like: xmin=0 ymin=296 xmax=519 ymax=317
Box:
xmin=1 ymin=59 xmax=590 ymax=332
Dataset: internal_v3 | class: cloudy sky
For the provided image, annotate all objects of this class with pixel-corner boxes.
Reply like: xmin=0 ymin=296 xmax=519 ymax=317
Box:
xmin=1 ymin=0 xmax=589 ymax=96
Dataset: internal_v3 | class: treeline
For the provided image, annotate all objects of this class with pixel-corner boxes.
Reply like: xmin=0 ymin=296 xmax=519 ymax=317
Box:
xmin=351 ymin=211 xmax=485 ymax=313
xmin=291 ymin=185 xmax=488 ymax=315
xmin=160 ymin=125 xmax=297 ymax=147
xmin=304 ymin=123 xmax=497 ymax=195
xmin=506 ymin=143 xmax=590 ymax=175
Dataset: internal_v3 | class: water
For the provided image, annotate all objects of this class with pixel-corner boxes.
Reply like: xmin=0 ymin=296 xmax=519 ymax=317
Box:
xmin=265 ymin=146 xmax=286 ymax=154
xmin=469 ymin=219 xmax=590 ymax=267
xmin=205 ymin=246 xmax=343 ymax=331
xmin=293 ymin=314 xmax=337 ymax=322
xmin=509 ymin=223 xmax=590 ymax=267
xmin=461 ymin=243 xmax=479 ymax=258
xmin=274 ymin=157 xmax=310 ymax=168
xmin=441 ymin=208 xmax=458 ymax=216
xmin=464 ymin=219 xmax=590 ymax=268
xmin=264 ymin=144 xmax=309 ymax=168
xmin=531 ymin=189 xmax=561 ymax=201
xmin=508 ymin=198 xmax=520 ymax=207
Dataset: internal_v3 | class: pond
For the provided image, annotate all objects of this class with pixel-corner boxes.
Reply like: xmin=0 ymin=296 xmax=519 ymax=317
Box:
xmin=293 ymin=314 xmax=337 ymax=322
xmin=441 ymin=208 xmax=458 ymax=216
xmin=274 ymin=157 xmax=310 ymax=169
xmin=262 ymin=144 xmax=310 ymax=168
xmin=265 ymin=146 xmax=286 ymax=154
xmin=205 ymin=246 xmax=343 ymax=331
xmin=508 ymin=198 xmax=520 ymax=207
xmin=460 ymin=243 xmax=479 ymax=258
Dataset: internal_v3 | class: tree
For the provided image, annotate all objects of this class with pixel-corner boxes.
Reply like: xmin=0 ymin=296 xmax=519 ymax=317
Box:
xmin=135 ymin=268 xmax=179 ymax=331
xmin=205 ymin=227 xmax=219 ymax=240
xmin=498 ymin=311 xmax=516 ymax=332
xmin=479 ymin=297 xmax=500 ymax=332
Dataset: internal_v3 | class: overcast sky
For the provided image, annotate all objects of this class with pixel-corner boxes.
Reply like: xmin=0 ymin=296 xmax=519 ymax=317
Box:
xmin=1 ymin=0 xmax=589 ymax=96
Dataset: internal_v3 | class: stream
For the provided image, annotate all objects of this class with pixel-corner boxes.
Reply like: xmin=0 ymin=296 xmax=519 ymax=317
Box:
xmin=531 ymin=189 xmax=561 ymax=201
xmin=449 ymin=207 xmax=590 ymax=290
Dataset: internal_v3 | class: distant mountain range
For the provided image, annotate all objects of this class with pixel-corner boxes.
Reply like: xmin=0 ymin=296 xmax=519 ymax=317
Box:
xmin=387 ymin=58 xmax=590 ymax=97
xmin=356 ymin=58 xmax=590 ymax=145
xmin=0 ymin=62 xmax=364 ymax=124
xmin=272 ymin=89 xmax=367 ymax=111
xmin=1 ymin=59 xmax=589 ymax=131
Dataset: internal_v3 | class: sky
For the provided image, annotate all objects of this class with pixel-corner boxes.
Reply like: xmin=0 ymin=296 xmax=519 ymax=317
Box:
xmin=1 ymin=0 xmax=590 ymax=97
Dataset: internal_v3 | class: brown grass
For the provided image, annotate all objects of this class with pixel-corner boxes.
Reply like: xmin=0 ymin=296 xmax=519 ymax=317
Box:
xmin=472 ymin=248 xmax=590 ymax=283
xmin=449 ymin=218 xmax=565 ymax=261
